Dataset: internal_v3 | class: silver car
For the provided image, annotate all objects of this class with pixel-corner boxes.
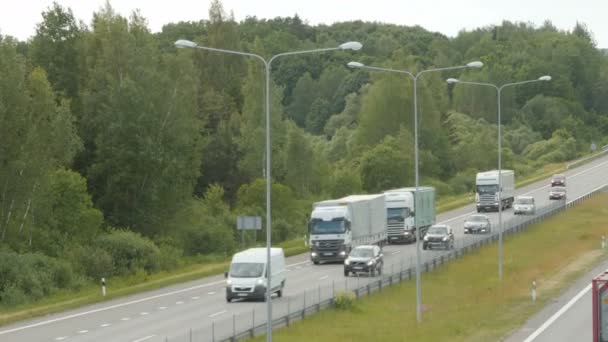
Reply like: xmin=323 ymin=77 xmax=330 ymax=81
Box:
xmin=513 ymin=196 xmax=536 ymax=215
xmin=464 ymin=214 xmax=491 ymax=234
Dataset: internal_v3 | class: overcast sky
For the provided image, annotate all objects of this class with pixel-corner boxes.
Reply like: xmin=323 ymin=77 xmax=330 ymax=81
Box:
xmin=1 ymin=0 xmax=607 ymax=48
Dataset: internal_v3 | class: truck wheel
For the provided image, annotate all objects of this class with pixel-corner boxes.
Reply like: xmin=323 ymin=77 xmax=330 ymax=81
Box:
xmin=226 ymin=296 xmax=232 ymax=303
xmin=378 ymin=266 xmax=382 ymax=275
xmin=371 ymin=268 xmax=375 ymax=277
xmin=344 ymin=270 xmax=349 ymax=277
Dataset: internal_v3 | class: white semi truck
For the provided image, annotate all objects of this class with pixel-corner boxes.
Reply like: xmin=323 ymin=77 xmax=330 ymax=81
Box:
xmin=384 ymin=187 xmax=436 ymax=244
xmin=475 ymin=170 xmax=515 ymax=212
xmin=308 ymin=194 xmax=386 ymax=264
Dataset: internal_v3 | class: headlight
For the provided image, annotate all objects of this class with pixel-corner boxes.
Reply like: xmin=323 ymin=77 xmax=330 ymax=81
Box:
xmin=404 ymin=231 xmax=409 ymax=235
xmin=344 ymin=259 xmax=350 ymax=265
xmin=339 ymin=251 xmax=346 ymax=256
xmin=367 ymin=260 xmax=374 ymax=266
xmin=311 ymin=252 xmax=317 ymax=257
xmin=227 ymin=279 xmax=232 ymax=285
xmin=257 ymin=279 xmax=264 ymax=285
xmin=424 ymin=236 xmax=429 ymax=241
xmin=442 ymin=236 xmax=448 ymax=241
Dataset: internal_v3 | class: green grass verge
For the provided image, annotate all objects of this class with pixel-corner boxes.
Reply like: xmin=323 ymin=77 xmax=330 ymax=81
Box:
xmin=0 ymin=238 xmax=307 ymax=326
xmin=251 ymin=192 xmax=608 ymax=342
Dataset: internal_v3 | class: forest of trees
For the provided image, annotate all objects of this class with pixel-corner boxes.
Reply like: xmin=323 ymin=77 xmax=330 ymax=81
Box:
xmin=1 ymin=0 xmax=607 ymax=307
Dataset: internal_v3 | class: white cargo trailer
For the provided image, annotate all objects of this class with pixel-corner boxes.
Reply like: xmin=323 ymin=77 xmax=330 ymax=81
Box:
xmin=308 ymin=194 xmax=386 ymax=264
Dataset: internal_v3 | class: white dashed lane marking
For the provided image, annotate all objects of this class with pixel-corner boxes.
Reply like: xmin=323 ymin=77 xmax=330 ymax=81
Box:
xmin=158 ymin=306 xmax=168 ymax=310
xmin=121 ymin=317 xmax=131 ymax=321
xmin=207 ymin=291 xmax=216 ymax=295
xmin=319 ymin=275 xmax=329 ymax=280
xmin=209 ymin=310 xmax=227 ymax=318
xmin=176 ymin=301 xmax=184 ymax=305
xmin=78 ymin=330 xmax=89 ymax=334
xmin=140 ymin=312 xmax=149 ymax=316
xmin=54 ymin=337 xmax=68 ymax=341
xmin=100 ymin=323 xmax=110 ymax=328
xmin=192 ymin=296 xmax=200 ymax=300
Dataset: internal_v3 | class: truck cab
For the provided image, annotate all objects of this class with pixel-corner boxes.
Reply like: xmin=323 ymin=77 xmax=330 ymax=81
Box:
xmin=309 ymin=205 xmax=351 ymax=264
xmin=475 ymin=170 xmax=515 ymax=212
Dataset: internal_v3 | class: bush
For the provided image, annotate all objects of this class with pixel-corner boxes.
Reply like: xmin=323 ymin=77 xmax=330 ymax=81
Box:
xmin=334 ymin=291 xmax=357 ymax=310
xmin=94 ymin=230 xmax=161 ymax=277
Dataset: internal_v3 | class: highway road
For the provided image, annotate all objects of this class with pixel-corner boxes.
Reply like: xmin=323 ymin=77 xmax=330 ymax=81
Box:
xmin=1 ymin=156 xmax=608 ymax=342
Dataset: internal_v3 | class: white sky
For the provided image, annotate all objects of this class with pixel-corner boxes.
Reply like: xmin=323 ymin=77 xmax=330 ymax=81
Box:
xmin=1 ymin=0 xmax=607 ymax=48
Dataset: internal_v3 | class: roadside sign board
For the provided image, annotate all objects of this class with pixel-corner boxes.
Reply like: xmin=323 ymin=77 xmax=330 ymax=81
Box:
xmin=237 ymin=216 xmax=262 ymax=230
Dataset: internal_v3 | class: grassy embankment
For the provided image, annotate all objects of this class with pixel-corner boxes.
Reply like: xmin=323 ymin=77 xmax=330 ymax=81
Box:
xmin=0 ymin=157 xmax=596 ymax=326
xmin=251 ymin=192 xmax=608 ymax=342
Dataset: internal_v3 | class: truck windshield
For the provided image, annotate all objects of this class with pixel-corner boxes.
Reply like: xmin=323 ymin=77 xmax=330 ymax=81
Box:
xmin=477 ymin=184 xmax=498 ymax=194
xmin=230 ymin=263 xmax=264 ymax=278
xmin=309 ymin=219 xmax=345 ymax=234
xmin=387 ymin=207 xmax=409 ymax=220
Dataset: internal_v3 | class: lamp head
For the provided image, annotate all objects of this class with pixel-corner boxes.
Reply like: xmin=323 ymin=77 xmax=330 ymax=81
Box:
xmin=446 ymin=78 xmax=459 ymax=84
xmin=347 ymin=61 xmax=365 ymax=68
xmin=466 ymin=61 xmax=483 ymax=68
xmin=175 ymin=39 xmax=198 ymax=49
xmin=339 ymin=41 xmax=363 ymax=51
xmin=538 ymin=75 xmax=552 ymax=81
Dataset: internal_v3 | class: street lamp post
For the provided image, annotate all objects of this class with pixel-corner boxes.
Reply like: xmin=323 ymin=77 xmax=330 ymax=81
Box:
xmin=446 ymin=75 xmax=551 ymax=280
xmin=348 ymin=60 xmax=483 ymax=322
xmin=175 ymin=39 xmax=362 ymax=341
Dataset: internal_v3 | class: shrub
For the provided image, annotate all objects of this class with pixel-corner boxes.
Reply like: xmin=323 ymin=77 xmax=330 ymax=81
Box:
xmin=94 ymin=230 xmax=161 ymax=277
xmin=334 ymin=291 xmax=357 ymax=310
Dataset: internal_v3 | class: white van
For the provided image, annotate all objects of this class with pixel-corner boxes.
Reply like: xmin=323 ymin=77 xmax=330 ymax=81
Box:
xmin=225 ymin=248 xmax=286 ymax=302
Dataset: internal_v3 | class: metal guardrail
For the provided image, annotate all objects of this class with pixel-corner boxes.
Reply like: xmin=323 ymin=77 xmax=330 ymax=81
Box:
xmin=567 ymin=147 xmax=608 ymax=169
xmin=166 ymin=184 xmax=607 ymax=342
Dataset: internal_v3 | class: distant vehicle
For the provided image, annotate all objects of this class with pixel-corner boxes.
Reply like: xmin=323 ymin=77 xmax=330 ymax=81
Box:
xmin=423 ymin=224 xmax=454 ymax=250
xmin=343 ymin=245 xmax=384 ymax=277
xmin=549 ymin=186 xmax=567 ymax=200
xmin=225 ymin=248 xmax=285 ymax=302
xmin=309 ymin=194 xmax=386 ymax=264
xmin=464 ymin=214 xmax=491 ymax=234
xmin=514 ymin=196 xmax=536 ymax=215
xmin=550 ymin=174 xmax=566 ymax=187
xmin=475 ymin=170 xmax=515 ymax=212
xmin=383 ymin=187 xmax=435 ymax=244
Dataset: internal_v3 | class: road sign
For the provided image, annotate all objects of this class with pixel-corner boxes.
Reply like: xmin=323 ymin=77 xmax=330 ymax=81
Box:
xmin=592 ymin=143 xmax=597 ymax=152
xmin=237 ymin=216 xmax=262 ymax=230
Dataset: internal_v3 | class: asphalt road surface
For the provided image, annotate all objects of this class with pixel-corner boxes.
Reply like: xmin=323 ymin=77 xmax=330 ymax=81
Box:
xmin=2 ymin=156 xmax=608 ymax=342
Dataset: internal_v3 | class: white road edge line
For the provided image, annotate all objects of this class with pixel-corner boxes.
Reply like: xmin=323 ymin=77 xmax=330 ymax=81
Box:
xmin=209 ymin=310 xmax=227 ymax=318
xmin=132 ymin=335 xmax=156 ymax=342
xmin=2 ymin=160 xmax=606 ymax=337
xmin=523 ymin=284 xmax=591 ymax=342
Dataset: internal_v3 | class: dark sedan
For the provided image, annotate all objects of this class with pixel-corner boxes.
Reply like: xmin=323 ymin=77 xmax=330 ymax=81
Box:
xmin=549 ymin=186 xmax=567 ymax=200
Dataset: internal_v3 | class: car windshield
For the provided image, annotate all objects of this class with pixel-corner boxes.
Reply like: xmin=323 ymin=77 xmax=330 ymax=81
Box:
xmin=428 ymin=226 xmax=448 ymax=234
xmin=552 ymin=187 xmax=566 ymax=192
xmin=387 ymin=207 xmax=409 ymax=220
xmin=230 ymin=263 xmax=264 ymax=278
xmin=310 ymin=219 xmax=345 ymax=234
xmin=350 ymin=248 xmax=373 ymax=258
xmin=515 ymin=198 xmax=534 ymax=204
xmin=477 ymin=185 xmax=498 ymax=194
xmin=552 ymin=175 xmax=565 ymax=180
xmin=468 ymin=216 xmax=486 ymax=222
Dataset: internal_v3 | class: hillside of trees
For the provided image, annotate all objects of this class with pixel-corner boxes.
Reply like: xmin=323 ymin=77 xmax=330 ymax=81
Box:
xmin=1 ymin=0 xmax=607 ymax=307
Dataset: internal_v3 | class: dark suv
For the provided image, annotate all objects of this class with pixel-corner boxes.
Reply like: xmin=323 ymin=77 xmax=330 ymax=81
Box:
xmin=464 ymin=214 xmax=491 ymax=234
xmin=344 ymin=245 xmax=383 ymax=277
xmin=551 ymin=174 xmax=566 ymax=187
xmin=423 ymin=224 xmax=454 ymax=250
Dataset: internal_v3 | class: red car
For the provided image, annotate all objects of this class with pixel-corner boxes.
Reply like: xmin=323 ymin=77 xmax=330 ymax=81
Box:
xmin=551 ymin=174 xmax=566 ymax=187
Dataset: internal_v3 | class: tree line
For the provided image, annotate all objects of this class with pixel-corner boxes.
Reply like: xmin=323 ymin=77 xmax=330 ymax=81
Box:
xmin=1 ymin=0 xmax=607 ymax=307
